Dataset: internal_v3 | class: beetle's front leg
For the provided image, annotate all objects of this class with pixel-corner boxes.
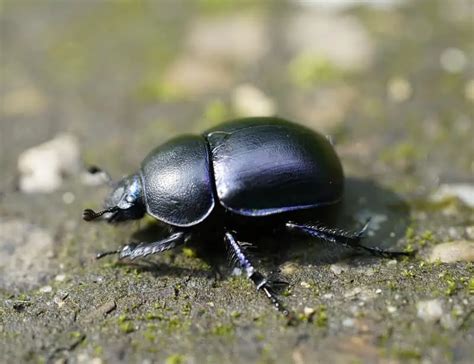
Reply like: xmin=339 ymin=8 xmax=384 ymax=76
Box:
xmin=96 ymin=232 xmax=187 ymax=260
xmin=224 ymin=231 xmax=293 ymax=320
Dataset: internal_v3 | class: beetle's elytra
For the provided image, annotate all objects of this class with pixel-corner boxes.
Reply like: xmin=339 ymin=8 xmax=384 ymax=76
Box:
xmin=83 ymin=117 xmax=409 ymax=318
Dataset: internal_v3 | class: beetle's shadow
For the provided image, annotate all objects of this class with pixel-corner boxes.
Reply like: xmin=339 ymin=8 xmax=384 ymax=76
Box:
xmin=125 ymin=177 xmax=410 ymax=277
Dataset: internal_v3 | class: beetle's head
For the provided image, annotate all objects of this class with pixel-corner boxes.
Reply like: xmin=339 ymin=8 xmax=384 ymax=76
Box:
xmin=83 ymin=173 xmax=146 ymax=223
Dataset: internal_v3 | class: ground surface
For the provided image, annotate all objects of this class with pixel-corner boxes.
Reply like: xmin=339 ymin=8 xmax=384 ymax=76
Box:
xmin=0 ymin=1 xmax=473 ymax=363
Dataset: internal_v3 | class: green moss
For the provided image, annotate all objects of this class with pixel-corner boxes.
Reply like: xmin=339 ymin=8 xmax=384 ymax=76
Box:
xmin=230 ymin=310 xmax=241 ymax=319
xmin=137 ymin=74 xmax=186 ymax=102
xmin=182 ymin=247 xmax=197 ymax=259
xmin=69 ymin=331 xmax=83 ymax=339
xmin=211 ymin=323 xmax=235 ymax=336
xmin=314 ymin=305 xmax=328 ymax=328
xmin=119 ymin=321 xmax=135 ymax=334
xmin=201 ymin=99 xmax=232 ymax=128
xmin=165 ymin=354 xmax=186 ymax=364
xmin=197 ymin=0 xmax=263 ymax=14
xmin=289 ymin=53 xmax=343 ymax=88
xmin=117 ymin=315 xmax=135 ymax=333
xmin=419 ymin=231 xmax=435 ymax=246
xmin=469 ymin=277 xmax=474 ymax=295
xmin=392 ymin=348 xmax=422 ymax=361
xmin=144 ymin=329 xmax=157 ymax=342
xmin=445 ymin=279 xmax=458 ymax=296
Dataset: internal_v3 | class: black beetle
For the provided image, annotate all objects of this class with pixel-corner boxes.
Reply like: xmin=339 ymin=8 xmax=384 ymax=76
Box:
xmin=84 ymin=117 xmax=408 ymax=317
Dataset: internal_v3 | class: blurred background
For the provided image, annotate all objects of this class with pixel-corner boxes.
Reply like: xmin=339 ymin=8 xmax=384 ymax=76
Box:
xmin=1 ymin=1 xmax=473 ymax=363
xmin=1 ymin=0 xmax=472 ymax=190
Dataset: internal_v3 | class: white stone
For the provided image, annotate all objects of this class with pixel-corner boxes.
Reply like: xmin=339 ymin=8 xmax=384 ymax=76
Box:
xmin=286 ymin=11 xmax=374 ymax=71
xmin=417 ymin=299 xmax=443 ymax=322
xmin=55 ymin=274 xmax=66 ymax=282
xmin=330 ymin=263 xmax=347 ymax=275
xmin=440 ymin=48 xmax=467 ymax=73
xmin=18 ymin=133 xmax=80 ymax=193
xmin=163 ymin=56 xmax=232 ymax=96
xmin=432 ymin=183 xmax=474 ymax=207
xmin=387 ymin=305 xmax=397 ymax=314
xmin=300 ymin=281 xmax=311 ymax=289
xmin=428 ymin=241 xmax=474 ymax=263
xmin=387 ymin=77 xmax=412 ymax=102
xmin=40 ymin=285 xmax=53 ymax=293
xmin=232 ymin=84 xmax=276 ymax=117
xmin=187 ymin=15 xmax=267 ymax=65
xmin=342 ymin=318 xmax=355 ymax=327
xmin=62 ymin=192 xmax=75 ymax=204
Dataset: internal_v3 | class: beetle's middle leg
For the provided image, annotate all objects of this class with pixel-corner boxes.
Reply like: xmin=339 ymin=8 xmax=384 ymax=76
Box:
xmin=285 ymin=221 xmax=411 ymax=258
xmin=96 ymin=231 xmax=187 ymax=260
xmin=224 ymin=231 xmax=292 ymax=318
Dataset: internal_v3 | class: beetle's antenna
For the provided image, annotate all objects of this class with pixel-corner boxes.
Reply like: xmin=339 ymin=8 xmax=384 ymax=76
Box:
xmin=83 ymin=207 xmax=118 ymax=221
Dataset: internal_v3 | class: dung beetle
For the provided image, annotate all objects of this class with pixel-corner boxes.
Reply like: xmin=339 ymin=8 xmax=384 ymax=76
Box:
xmin=84 ymin=117 xmax=409 ymax=317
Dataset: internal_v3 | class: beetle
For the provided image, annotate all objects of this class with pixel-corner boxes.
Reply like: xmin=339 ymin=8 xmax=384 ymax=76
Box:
xmin=83 ymin=117 xmax=409 ymax=316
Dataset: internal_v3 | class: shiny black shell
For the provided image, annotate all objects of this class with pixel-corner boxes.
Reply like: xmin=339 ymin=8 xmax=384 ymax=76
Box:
xmin=140 ymin=135 xmax=215 ymax=227
xmin=140 ymin=117 xmax=344 ymax=227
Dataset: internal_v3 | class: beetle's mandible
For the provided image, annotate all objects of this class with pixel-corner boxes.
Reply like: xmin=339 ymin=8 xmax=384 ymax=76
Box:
xmin=83 ymin=117 xmax=410 ymax=318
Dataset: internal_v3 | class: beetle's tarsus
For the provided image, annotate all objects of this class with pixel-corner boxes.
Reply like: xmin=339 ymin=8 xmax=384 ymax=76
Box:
xmin=96 ymin=249 xmax=121 ymax=259
xmin=224 ymin=231 xmax=293 ymax=319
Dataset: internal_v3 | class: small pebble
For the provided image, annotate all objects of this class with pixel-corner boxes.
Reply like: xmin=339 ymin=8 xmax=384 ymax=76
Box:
xmin=330 ymin=263 xmax=347 ymax=275
xmin=428 ymin=241 xmax=474 ymax=263
xmin=40 ymin=285 xmax=53 ymax=293
xmin=281 ymin=262 xmax=298 ymax=275
xmin=375 ymin=289 xmax=382 ymax=294
xmin=387 ymin=77 xmax=412 ymax=102
xmin=465 ymin=226 xmax=474 ymax=240
xmin=342 ymin=318 xmax=354 ymax=327
xmin=62 ymin=192 xmax=75 ymax=205
xmin=300 ymin=281 xmax=311 ymax=289
xmin=387 ymin=305 xmax=397 ymax=314
xmin=232 ymin=84 xmax=276 ymax=117
xmin=53 ymin=292 xmax=69 ymax=308
xmin=440 ymin=47 xmax=467 ymax=73
xmin=55 ymin=274 xmax=66 ymax=282
xmin=386 ymin=259 xmax=398 ymax=266
xmin=417 ymin=299 xmax=443 ymax=322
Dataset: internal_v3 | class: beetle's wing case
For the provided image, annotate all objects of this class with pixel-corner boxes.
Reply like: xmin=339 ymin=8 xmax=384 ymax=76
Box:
xmin=140 ymin=135 xmax=215 ymax=227
xmin=204 ymin=117 xmax=344 ymax=216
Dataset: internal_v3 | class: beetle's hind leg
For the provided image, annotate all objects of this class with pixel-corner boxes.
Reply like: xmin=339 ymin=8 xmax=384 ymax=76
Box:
xmin=224 ymin=231 xmax=294 ymax=320
xmin=285 ymin=221 xmax=411 ymax=258
xmin=96 ymin=231 xmax=187 ymax=260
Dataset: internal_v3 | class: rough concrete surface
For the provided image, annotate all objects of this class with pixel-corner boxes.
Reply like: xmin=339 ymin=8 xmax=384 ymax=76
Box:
xmin=0 ymin=1 xmax=473 ymax=363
